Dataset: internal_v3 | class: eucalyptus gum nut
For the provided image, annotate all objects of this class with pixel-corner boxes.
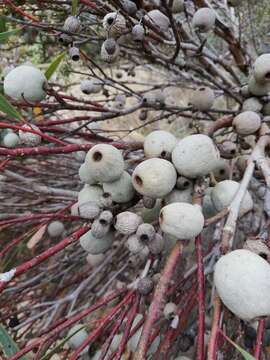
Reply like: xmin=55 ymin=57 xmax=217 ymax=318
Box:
xmin=19 ymin=124 xmax=41 ymax=146
xmin=176 ymin=176 xmax=192 ymax=191
xmin=132 ymin=24 xmax=145 ymax=41
xmin=144 ymin=130 xmax=177 ymax=159
xmin=103 ymin=12 xmax=127 ymax=37
xmin=148 ymin=233 xmax=165 ymax=254
xmin=80 ymin=79 xmax=103 ymax=94
xmin=85 ymin=144 xmax=124 ymax=183
xmin=136 ymin=223 xmax=155 ymax=243
xmin=253 ymin=54 xmax=270 ymax=83
xmin=67 ymin=325 xmax=88 ymax=351
xmin=163 ymin=302 xmax=177 ymax=319
xmin=141 ymin=199 xmax=162 ymax=223
xmin=103 ymin=171 xmax=135 ymax=203
xmin=190 ymin=87 xmax=215 ymax=111
xmin=63 ymin=16 xmax=81 ymax=33
xmin=100 ymin=39 xmax=120 ymax=63
xmin=212 ymin=159 xmax=230 ymax=181
xmin=79 ymin=163 xmax=96 ymax=184
xmin=248 ymin=75 xmax=270 ymax=96
xmin=172 ymin=134 xmax=220 ymax=179
xmin=126 ymin=234 xmax=145 ymax=254
xmin=164 ymin=188 xmax=192 ymax=205
xmin=2 ymin=132 xmax=19 ymax=148
xmin=86 ymin=253 xmax=105 ymax=267
xmin=211 ymin=180 xmax=253 ymax=217
xmin=214 ymin=249 xmax=270 ymax=321
xmin=218 ymin=140 xmax=237 ymax=159
xmin=145 ymin=10 xmax=170 ymax=32
xmin=192 ymin=8 xmax=216 ymax=32
xmin=78 ymin=184 xmax=103 ymax=206
xmin=114 ymin=211 xmax=142 ymax=235
xmin=202 ymin=187 xmax=216 ymax=218
xmin=4 ymin=65 xmax=47 ymax=102
xmin=80 ymin=230 xmax=114 ymax=254
xmin=242 ymin=97 xmax=263 ymax=113
xmin=78 ymin=201 xmax=101 ymax=220
xmin=233 ymin=111 xmax=261 ymax=136
xmin=47 ymin=221 xmax=65 ymax=237
xmin=91 ymin=219 xmax=110 ymax=238
xmin=132 ymin=158 xmax=177 ymax=198
xmin=159 ymin=203 xmax=204 ymax=239
xmin=122 ymin=0 xmax=137 ymax=15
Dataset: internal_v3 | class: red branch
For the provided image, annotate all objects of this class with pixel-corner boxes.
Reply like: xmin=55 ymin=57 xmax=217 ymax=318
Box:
xmin=195 ymin=234 xmax=205 ymax=360
xmin=207 ymin=293 xmax=221 ymax=360
xmin=0 ymin=225 xmax=90 ymax=293
xmin=254 ymin=319 xmax=265 ymax=359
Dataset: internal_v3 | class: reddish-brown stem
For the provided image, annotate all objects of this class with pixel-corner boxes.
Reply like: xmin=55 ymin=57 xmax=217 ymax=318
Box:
xmin=0 ymin=225 xmax=90 ymax=293
xmin=254 ymin=319 xmax=265 ymax=359
xmin=195 ymin=234 xmax=205 ymax=360
xmin=134 ymin=241 xmax=184 ymax=360
xmin=3 ymin=0 xmax=39 ymax=22
xmin=207 ymin=293 xmax=221 ymax=360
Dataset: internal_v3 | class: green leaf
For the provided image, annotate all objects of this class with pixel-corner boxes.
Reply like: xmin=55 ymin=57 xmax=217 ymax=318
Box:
xmin=0 ymin=28 xmax=22 ymax=43
xmin=39 ymin=325 xmax=86 ymax=360
xmin=0 ymin=93 xmax=23 ymax=120
xmin=0 ymin=17 xmax=7 ymax=33
xmin=71 ymin=0 xmax=79 ymax=16
xmin=223 ymin=333 xmax=256 ymax=360
xmin=0 ymin=323 xmax=29 ymax=359
xmin=45 ymin=51 xmax=66 ymax=80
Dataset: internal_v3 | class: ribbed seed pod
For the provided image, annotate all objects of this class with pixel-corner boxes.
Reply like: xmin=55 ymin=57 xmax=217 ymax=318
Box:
xmin=159 ymin=203 xmax=204 ymax=239
xmin=80 ymin=79 xmax=103 ymax=94
xmin=192 ymin=8 xmax=216 ymax=32
xmin=91 ymin=218 xmax=110 ymax=238
xmin=172 ymin=134 xmax=220 ymax=179
xmin=78 ymin=184 xmax=103 ymax=206
xmin=136 ymin=223 xmax=155 ymax=243
xmin=190 ymin=87 xmax=215 ymax=111
xmin=145 ymin=10 xmax=170 ymax=33
xmin=137 ymin=277 xmax=154 ymax=295
xmin=19 ymin=124 xmax=41 ymax=146
xmin=242 ymin=97 xmax=262 ymax=113
xmin=211 ymin=180 xmax=253 ymax=217
xmin=63 ymin=16 xmax=81 ymax=33
xmin=253 ymin=54 xmax=270 ymax=83
xmin=69 ymin=46 xmax=80 ymax=61
xmin=122 ymin=0 xmax=137 ymax=14
xmin=80 ymin=230 xmax=114 ymax=254
xmin=85 ymin=144 xmax=124 ymax=183
xmin=143 ymin=196 xmax=156 ymax=209
xmin=103 ymin=12 xmax=127 ymax=37
xmin=132 ymin=158 xmax=177 ymax=198
xmin=4 ymin=65 xmax=47 ymax=102
xmin=126 ymin=234 xmax=145 ymax=254
xmin=58 ymin=33 xmax=72 ymax=45
xmin=148 ymin=233 xmax=165 ymax=254
xmin=79 ymin=163 xmax=95 ymax=184
xmin=144 ymin=130 xmax=177 ymax=159
xmin=101 ymin=38 xmax=120 ymax=63
xmin=47 ymin=221 xmax=65 ymax=237
xmin=163 ymin=302 xmax=177 ymax=320
xmin=114 ymin=211 xmax=142 ymax=235
xmin=2 ymin=132 xmax=19 ymax=148
xmin=86 ymin=253 xmax=105 ymax=267
xmin=103 ymin=171 xmax=135 ymax=203
xmin=78 ymin=201 xmax=101 ymax=220
xmin=132 ymin=24 xmax=145 ymax=41
xmin=233 ymin=111 xmax=261 ymax=136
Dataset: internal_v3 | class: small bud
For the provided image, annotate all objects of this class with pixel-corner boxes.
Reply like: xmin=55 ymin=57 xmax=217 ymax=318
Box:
xmin=69 ymin=46 xmax=80 ymax=61
xmin=101 ymin=38 xmax=120 ymax=63
xmin=136 ymin=223 xmax=155 ymax=243
xmin=132 ymin=24 xmax=145 ymax=41
xmin=163 ymin=302 xmax=177 ymax=320
xmin=91 ymin=218 xmax=110 ymax=238
xmin=137 ymin=277 xmax=154 ymax=295
xmin=98 ymin=210 xmax=113 ymax=225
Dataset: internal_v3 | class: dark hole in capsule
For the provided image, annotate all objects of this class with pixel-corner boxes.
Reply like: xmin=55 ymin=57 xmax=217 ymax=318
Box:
xmin=160 ymin=211 xmax=163 ymax=223
xmin=219 ymin=169 xmax=225 ymax=175
xmin=93 ymin=151 xmax=102 ymax=161
xmin=259 ymin=252 xmax=268 ymax=260
xmin=160 ymin=150 xmax=167 ymax=158
xmin=199 ymin=87 xmax=206 ymax=91
xmin=72 ymin=54 xmax=80 ymax=61
xmin=140 ymin=234 xmax=149 ymax=242
xmin=99 ymin=219 xmax=107 ymax=226
xmin=135 ymin=175 xmax=143 ymax=186
xmin=183 ymin=181 xmax=190 ymax=188
xmin=265 ymin=72 xmax=270 ymax=79
xmin=103 ymin=192 xmax=111 ymax=198
xmin=230 ymin=149 xmax=236 ymax=155
xmin=107 ymin=17 xmax=114 ymax=25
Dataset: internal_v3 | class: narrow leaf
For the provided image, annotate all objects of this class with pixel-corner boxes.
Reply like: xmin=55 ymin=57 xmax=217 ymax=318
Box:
xmin=0 ymin=324 xmax=29 ymax=359
xmin=0 ymin=17 xmax=7 ymax=33
xmin=27 ymin=224 xmax=47 ymax=249
xmin=223 ymin=332 xmax=256 ymax=360
xmin=72 ymin=0 xmax=79 ymax=16
xmin=0 ymin=28 xmax=22 ymax=43
xmin=45 ymin=51 xmax=66 ymax=80
xmin=0 ymin=93 xmax=23 ymax=120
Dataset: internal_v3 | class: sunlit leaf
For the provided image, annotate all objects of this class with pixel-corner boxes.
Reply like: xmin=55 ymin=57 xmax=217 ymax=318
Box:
xmin=223 ymin=332 xmax=256 ymax=360
xmin=45 ymin=51 xmax=66 ymax=80
xmin=72 ymin=0 xmax=79 ymax=16
xmin=0 ymin=28 xmax=22 ymax=43
xmin=27 ymin=224 xmax=47 ymax=249
xmin=0 ymin=324 xmax=29 ymax=359
xmin=0 ymin=93 xmax=23 ymax=120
